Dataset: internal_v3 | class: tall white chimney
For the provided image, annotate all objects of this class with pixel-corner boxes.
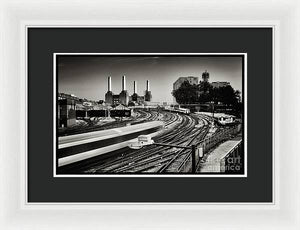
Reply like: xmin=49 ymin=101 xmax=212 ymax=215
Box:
xmin=146 ymin=80 xmax=150 ymax=91
xmin=108 ymin=76 xmax=111 ymax=91
xmin=134 ymin=81 xmax=137 ymax=94
xmin=122 ymin=75 xmax=126 ymax=91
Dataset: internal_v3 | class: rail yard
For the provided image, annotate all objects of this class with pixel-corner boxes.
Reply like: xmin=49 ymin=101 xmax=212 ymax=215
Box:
xmin=57 ymin=109 xmax=242 ymax=174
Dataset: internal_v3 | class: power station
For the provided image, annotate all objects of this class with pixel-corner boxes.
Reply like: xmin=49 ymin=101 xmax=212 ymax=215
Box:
xmin=131 ymin=81 xmax=138 ymax=102
xmin=119 ymin=75 xmax=129 ymax=105
xmin=104 ymin=76 xmax=151 ymax=105
xmin=144 ymin=80 xmax=152 ymax=102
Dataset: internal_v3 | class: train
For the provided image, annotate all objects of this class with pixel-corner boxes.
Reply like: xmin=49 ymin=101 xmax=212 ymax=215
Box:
xmin=58 ymin=121 xmax=165 ymax=167
xmin=163 ymin=106 xmax=190 ymax=114
xmin=215 ymin=114 xmax=237 ymax=126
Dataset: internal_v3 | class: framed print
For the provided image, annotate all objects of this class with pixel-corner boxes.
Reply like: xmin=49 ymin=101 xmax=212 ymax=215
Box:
xmin=26 ymin=27 xmax=271 ymax=202
xmin=2 ymin=0 xmax=300 ymax=230
xmin=55 ymin=53 xmax=247 ymax=177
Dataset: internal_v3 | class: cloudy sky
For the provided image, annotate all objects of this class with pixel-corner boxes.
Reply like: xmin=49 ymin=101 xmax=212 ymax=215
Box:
xmin=57 ymin=55 xmax=243 ymax=103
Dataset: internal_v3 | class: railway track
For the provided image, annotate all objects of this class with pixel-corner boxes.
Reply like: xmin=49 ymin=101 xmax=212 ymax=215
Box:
xmin=79 ymin=111 xmax=183 ymax=173
xmin=79 ymin=111 xmax=212 ymax=174
xmin=159 ymin=122 xmax=210 ymax=173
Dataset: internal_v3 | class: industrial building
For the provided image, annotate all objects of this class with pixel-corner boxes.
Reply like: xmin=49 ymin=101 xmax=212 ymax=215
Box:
xmin=173 ymin=71 xmax=230 ymax=91
xmin=173 ymin=76 xmax=199 ymax=91
xmin=104 ymin=76 xmax=113 ymax=104
xmin=104 ymin=76 xmax=151 ymax=106
xmin=58 ymin=98 xmax=76 ymax=128
xmin=131 ymin=81 xmax=145 ymax=104
xmin=144 ymin=80 xmax=152 ymax=102
xmin=58 ymin=93 xmax=101 ymax=128
xmin=131 ymin=81 xmax=138 ymax=101
xmin=211 ymin=81 xmax=230 ymax=88
xmin=105 ymin=76 xmax=129 ymax=106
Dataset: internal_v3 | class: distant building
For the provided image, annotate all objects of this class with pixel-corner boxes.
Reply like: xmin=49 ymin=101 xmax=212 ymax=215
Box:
xmin=104 ymin=77 xmax=150 ymax=105
xmin=173 ymin=76 xmax=199 ymax=91
xmin=104 ymin=91 xmax=113 ymax=104
xmin=144 ymin=80 xmax=152 ymax=102
xmin=105 ymin=76 xmax=114 ymax=104
xmin=104 ymin=76 xmax=129 ymax=105
xmin=131 ymin=93 xmax=138 ymax=102
xmin=112 ymin=94 xmax=120 ymax=105
xmin=58 ymin=98 xmax=76 ymax=128
xmin=58 ymin=92 xmax=79 ymax=102
xmin=119 ymin=91 xmax=129 ymax=105
xmin=75 ymin=103 xmax=85 ymax=111
xmin=202 ymin=70 xmax=209 ymax=82
xmin=130 ymin=80 xmax=145 ymax=104
xmin=137 ymin=96 xmax=145 ymax=104
xmin=119 ymin=76 xmax=129 ymax=105
xmin=131 ymin=81 xmax=138 ymax=102
xmin=211 ymin=81 xmax=230 ymax=88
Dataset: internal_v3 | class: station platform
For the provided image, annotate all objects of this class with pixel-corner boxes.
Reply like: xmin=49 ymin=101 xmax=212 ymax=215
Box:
xmin=199 ymin=136 xmax=242 ymax=173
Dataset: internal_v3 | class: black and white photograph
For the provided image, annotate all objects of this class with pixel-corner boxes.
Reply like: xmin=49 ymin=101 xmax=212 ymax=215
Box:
xmin=55 ymin=54 xmax=246 ymax=175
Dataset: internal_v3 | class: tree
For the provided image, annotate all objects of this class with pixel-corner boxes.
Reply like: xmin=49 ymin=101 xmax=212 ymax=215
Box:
xmin=210 ymin=86 xmax=221 ymax=104
xmin=233 ymin=90 xmax=242 ymax=117
xmin=198 ymin=81 xmax=212 ymax=93
xmin=210 ymin=85 xmax=238 ymax=105
xmin=198 ymin=81 xmax=213 ymax=103
xmin=172 ymin=81 xmax=198 ymax=104
xmin=234 ymin=90 xmax=241 ymax=103
xmin=172 ymin=81 xmax=242 ymax=117
xmin=218 ymin=85 xmax=236 ymax=105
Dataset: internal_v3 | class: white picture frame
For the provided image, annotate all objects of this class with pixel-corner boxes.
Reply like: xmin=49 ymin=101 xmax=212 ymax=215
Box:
xmin=1 ymin=0 xmax=299 ymax=229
